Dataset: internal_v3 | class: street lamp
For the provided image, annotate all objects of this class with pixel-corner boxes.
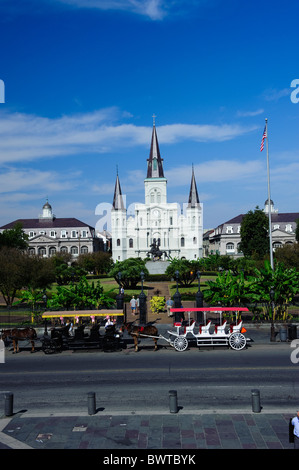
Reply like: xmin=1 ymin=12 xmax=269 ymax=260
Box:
xmin=270 ymin=286 xmax=276 ymax=342
xmin=42 ymin=290 xmax=48 ymax=335
xmin=116 ymin=271 xmax=124 ymax=310
xmin=195 ymin=271 xmax=204 ymax=323
xmin=139 ymin=271 xmax=147 ymax=325
xmin=173 ymin=270 xmax=182 ymax=322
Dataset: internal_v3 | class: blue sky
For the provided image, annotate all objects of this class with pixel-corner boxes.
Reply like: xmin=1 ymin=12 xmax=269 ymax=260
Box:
xmin=0 ymin=0 xmax=298 ymax=233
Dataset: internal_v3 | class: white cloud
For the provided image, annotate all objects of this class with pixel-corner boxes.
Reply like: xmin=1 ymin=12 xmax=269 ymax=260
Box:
xmin=237 ymin=109 xmax=264 ymax=117
xmin=0 ymin=167 xmax=82 ymax=193
xmin=262 ymin=88 xmax=290 ymax=102
xmin=55 ymin=0 xmax=168 ymax=20
xmin=166 ymin=160 xmax=264 ymax=186
xmin=0 ymin=108 xmax=257 ymax=164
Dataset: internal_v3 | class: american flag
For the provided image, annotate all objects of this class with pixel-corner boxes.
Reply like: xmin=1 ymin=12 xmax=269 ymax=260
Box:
xmin=260 ymin=125 xmax=267 ymax=152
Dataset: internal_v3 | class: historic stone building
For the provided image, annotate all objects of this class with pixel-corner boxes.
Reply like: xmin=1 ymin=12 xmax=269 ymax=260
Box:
xmin=206 ymin=200 xmax=298 ymax=257
xmin=0 ymin=200 xmax=101 ymax=258
xmin=111 ymin=121 xmax=204 ymax=262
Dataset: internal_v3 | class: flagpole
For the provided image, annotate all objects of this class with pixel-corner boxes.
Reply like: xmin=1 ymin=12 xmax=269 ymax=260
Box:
xmin=265 ymin=118 xmax=274 ymax=270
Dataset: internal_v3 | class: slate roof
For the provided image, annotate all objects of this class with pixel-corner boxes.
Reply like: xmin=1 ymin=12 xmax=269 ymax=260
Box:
xmin=224 ymin=212 xmax=299 ymax=225
xmin=0 ymin=218 xmax=94 ymax=230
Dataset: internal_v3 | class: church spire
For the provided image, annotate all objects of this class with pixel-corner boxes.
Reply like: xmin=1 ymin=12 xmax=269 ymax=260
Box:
xmin=112 ymin=172 xmax=125 ymax=210
xmin=146 ymin=116 xmax=164 ymax=178
xmin=188 ymin=166 xmax=200 ymax=207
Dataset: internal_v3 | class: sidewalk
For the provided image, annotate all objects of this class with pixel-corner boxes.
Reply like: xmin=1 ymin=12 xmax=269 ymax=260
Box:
xmin=0 ymin=408 xmax=295 ymax=450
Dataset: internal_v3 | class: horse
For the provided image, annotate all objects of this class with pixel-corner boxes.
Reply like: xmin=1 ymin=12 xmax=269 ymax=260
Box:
xmin=1 ymin=327 xmax=37 ymax=354
xmin=121 ymin=322 xmax=159 ymax=352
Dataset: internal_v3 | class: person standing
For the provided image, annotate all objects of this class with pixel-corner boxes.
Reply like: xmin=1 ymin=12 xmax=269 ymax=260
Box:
xmin=165 ymin=297 xmax=174 ymax=317
xmin=291 ymin=411 xmax=299 ymax=448
xmin=130 ymin=296 xmax=137 ymax=315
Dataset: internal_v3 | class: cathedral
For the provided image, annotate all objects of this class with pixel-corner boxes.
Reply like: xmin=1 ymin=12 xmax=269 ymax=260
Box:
xmin=111 ymin=120 xmax=203 ymax=262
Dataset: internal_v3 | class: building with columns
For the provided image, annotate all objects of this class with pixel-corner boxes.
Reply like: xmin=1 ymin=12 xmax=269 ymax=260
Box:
xmin=111 ymin=121 xmax=204 ymax=262
xmin=206 ymin=200 xmax=299 ymax=257
xmin=0 ymin=200 xmax=101 ymax=258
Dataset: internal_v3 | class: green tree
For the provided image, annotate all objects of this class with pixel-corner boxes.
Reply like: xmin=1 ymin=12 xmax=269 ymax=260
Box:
xmin=77 ymin=251 xmax=113 ymax=275
xmin=239 ymin=206 xmax=269 ymax=258
xmin=0 ymin=247 xmax=30 ymax=306
xmin=47 ymin=276 xmax=115 ymax=310
xmin=0 ymin=222 xmax=29 ymax=250
xmin=295 ymin=218 xmax=299 ymax=242
xmin=165 ymin=258 xmax=201 ymax=286
xmin=203 ymin=270 xmax=251 ymax=309
xmin=248 ymin=260 xmax=299 ymax=322
xmin=274 ymin=243 xmax=299 ymax=270
xmin=109 ymin=258 xmax=149 ymax=289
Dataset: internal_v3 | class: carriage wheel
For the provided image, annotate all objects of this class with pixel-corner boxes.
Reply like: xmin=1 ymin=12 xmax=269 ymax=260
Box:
xmin=173 ymin=336 xmax=188 ymax=352
xmin=229 ymin=333 xmax=246 ymax=350
xmin=42 ymin=343 xmax=54 ymax=354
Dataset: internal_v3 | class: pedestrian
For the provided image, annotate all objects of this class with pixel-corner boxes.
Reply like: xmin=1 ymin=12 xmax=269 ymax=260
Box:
xmin=165 ymin=297 xmax=174 ymax=317
xmin=291 ymin=410 xmax=299 ymax=448
xmin=104 ymin=315 xmax=113 ymax=329
xmin=66 ymin=319 xmax=74 ymax=336
xmin=130 ymin=295 xmax=137 ymax=315
xmin=136 ymin=297 xmax=140 ymax=314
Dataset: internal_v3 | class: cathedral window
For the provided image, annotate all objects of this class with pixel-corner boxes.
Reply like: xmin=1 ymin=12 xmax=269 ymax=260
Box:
xmin=129 ymin=238 xmax=134 ymax=248
xmin=193 ymin=237 xmax=197 ymax=244
xmin=181 ymin=237 xmax=185 ymax=247
xmin=117 ymin=239 xmax=121 ymax=247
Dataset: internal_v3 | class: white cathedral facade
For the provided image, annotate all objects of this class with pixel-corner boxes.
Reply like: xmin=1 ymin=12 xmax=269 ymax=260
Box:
xmin=111 ymin=121 xmax=203 ymax=262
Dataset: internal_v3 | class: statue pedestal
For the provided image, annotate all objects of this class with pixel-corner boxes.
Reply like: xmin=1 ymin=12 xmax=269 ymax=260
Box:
xmin=146 ymin=260 xmax=170 ymax=275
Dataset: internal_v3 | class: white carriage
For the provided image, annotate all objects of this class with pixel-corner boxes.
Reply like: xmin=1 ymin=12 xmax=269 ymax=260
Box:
xmin=167 ymin=307 xmax=250 ymax=352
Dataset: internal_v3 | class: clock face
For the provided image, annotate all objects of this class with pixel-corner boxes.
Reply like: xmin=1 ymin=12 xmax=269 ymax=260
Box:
xmin=153 ymin=209 xmax=159 ymax=218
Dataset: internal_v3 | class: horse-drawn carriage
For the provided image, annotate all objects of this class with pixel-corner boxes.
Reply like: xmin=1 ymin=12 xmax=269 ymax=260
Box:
xmin=167 ymin=307 xmax=251 ymax=351
xmin=41 ymin=310 xmax=125 ymax=354
xmin=122 ymin=307 xmax=251 ymax=352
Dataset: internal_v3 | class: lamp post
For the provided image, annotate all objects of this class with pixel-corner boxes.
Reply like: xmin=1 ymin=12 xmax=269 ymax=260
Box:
xmin=116 ymin=271 xmax=124 ymax=310
xmin=270 ymin=286 xmax=276 ymax=342
xmin=173 ymin=270 xmax=182 ymax=322
xmin=139 ymin=271 xmax=147 ymax=325
xmin=195 ymin=271 xmax=204 ymax=323
xmin=42 ymin=290 xmax=48 ymax=335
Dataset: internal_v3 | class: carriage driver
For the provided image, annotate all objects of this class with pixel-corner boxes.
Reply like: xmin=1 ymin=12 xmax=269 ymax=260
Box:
xmin=104 ymin=316 xmax=113 ymax=329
